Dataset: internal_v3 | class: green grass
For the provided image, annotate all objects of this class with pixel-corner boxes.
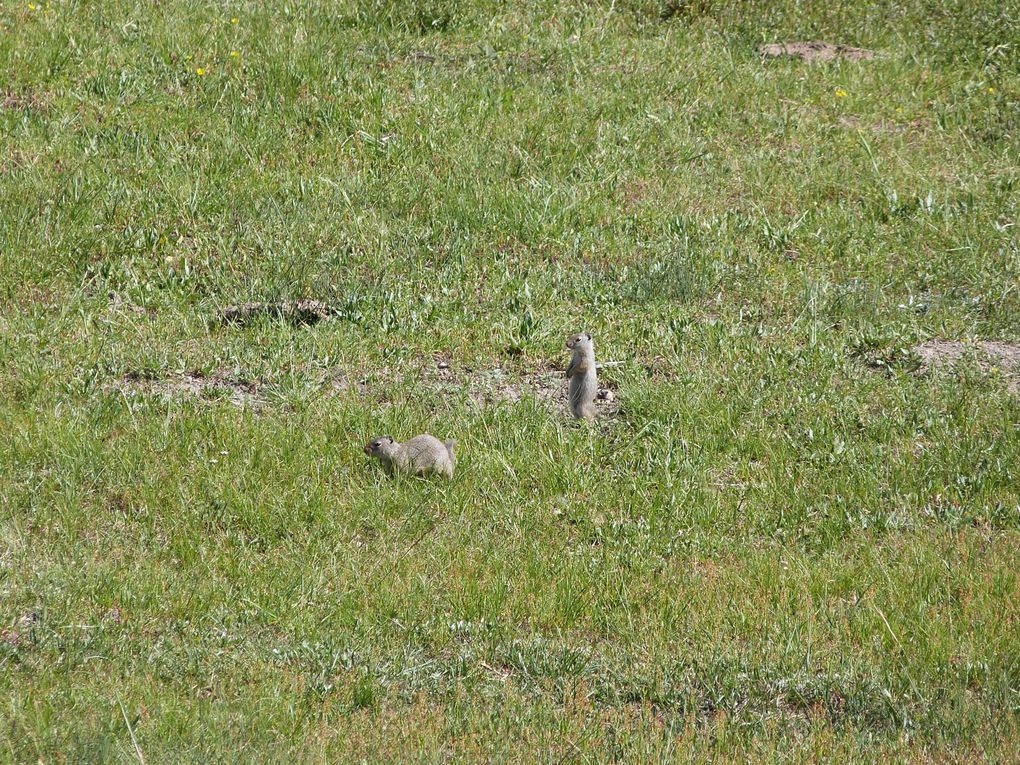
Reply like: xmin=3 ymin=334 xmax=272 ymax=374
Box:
xmin=2 ymin=0 xmax=1019 ymax=761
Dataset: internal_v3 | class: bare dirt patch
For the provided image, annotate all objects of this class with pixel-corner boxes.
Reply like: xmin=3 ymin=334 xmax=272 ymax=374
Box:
xmin=617 ymin=178 xmax=655 ymax=210
xmin=110 ymin=370 xmax=260 ymax=406
xmin=1 ymin=90 xmax=49 ymax=112
xmin=109 ymin=358 xmax=622 ymax=415
xmin=218 ymin=300 xmax=334 ymax=327
xmin=760 ymin=42 xmax=874 ymax=63
xmin=1 ymin=149 xmax=42 ymax=173
xmin=411 ymin=359 xmax=620 ymax=416
xmin=837 ymin=115 xmax=931 ymax=135
xmin=382 ymin=48 xmax=551 ymax=76
xmin=914 ymin=340 xmax=1020 ymax=393
xmin=460 ymin=367 xmax=562 ymax=407
xmin=423 ymin=356 xmax=622 ymax=414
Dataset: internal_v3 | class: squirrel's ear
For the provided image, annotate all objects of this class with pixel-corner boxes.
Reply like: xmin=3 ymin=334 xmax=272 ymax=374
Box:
xmin=385 ymin=436 xmax=394 ymax=443
xmin=585 ymin=332 xmax=592 ymax=340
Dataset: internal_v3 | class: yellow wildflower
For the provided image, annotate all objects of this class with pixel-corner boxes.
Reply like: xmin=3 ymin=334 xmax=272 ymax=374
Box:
xmin=196 ymin=67 xmax=206 ymax=76
xmin=231 ymin=17 xmax=239 ymax=24
xmin=835 ymin=88 xmax=848 ymax=98
xmin=28 ymin=3 xmax=37 ymax=9
xmin=988 ymin=86 xmax=995 ymax=94
xmin=230 ymin=50 xmax=240 ymax=58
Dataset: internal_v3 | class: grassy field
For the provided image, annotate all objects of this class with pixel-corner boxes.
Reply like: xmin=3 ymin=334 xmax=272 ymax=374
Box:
xmin=2 ymin=0 xmax=1019 ymax=761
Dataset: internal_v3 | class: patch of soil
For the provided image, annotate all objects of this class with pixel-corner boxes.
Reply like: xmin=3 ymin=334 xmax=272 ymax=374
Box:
xmin=11 ymin=286 xmax=61 ymax=310
xmin=1 ymin=149 xmax=41 ymax=173
xmin=760 ymin=41 xmax=874 ymax=63
xmin=405 ymin=50 xmax=439 ymax=66
xmin=111 ymin=370 xmax=260 ymax=406
xmin=417 ymin=360 xmax=620 ymax=417
xmin=384 ymin=48 xmax=550 ymax=76
xmin=109 ymin=359 xmax=623 ymax=415
xmin=106 ymin=291 xmax=151 ymax=316
xmin=218 ymin=300 xmax=334 ymax=327
xmin=618 ymin=178 xmax=654 ymax=209
xmin=914 ymin=340 xmax=1020 ymax=392
xmin=1 ymin=90 xmax=48 ymax=112
xmin=475 ymin=368 xmax=564 ymax=407
xmin=838 ymin=115 xmax=931 ymax=134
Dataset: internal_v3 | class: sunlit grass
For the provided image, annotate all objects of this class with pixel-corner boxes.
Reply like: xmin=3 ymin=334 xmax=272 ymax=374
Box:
xmin=1 ymin=0 xmax=1018 ymax=761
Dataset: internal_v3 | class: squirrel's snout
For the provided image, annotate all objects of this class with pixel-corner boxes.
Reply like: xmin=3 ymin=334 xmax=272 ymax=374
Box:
xmin=363 ymin=444 xmax=373 ymax=455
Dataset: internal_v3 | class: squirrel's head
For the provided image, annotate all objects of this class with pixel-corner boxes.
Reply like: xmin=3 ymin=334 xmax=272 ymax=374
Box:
xmin=566 ymin=332 xmax=593 ymax=351
xmin=364 ymin=436 xmax=396 ymax=457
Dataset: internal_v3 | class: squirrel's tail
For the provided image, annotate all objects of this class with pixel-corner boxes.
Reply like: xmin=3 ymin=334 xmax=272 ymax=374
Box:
xmin=443 ymin=440 xmax=457 ymax=479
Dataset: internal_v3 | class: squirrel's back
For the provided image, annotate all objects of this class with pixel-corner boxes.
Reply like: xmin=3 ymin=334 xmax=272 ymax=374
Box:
xmin=398 ymin=434 xmax=456 ymax=478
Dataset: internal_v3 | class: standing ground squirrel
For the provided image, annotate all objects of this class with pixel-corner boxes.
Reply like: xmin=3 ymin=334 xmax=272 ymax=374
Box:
xmin=565 ymin=332 xmax=597 ymax=420
xmin=364 ymin=434 xmax=456 ymax=478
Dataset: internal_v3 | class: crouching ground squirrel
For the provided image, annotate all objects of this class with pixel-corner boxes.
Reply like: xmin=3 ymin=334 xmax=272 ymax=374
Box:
xmin=364 ymin=434 xmax=456 ymax=478
xmin=565 ymin=331 xmax=597 ymax=420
